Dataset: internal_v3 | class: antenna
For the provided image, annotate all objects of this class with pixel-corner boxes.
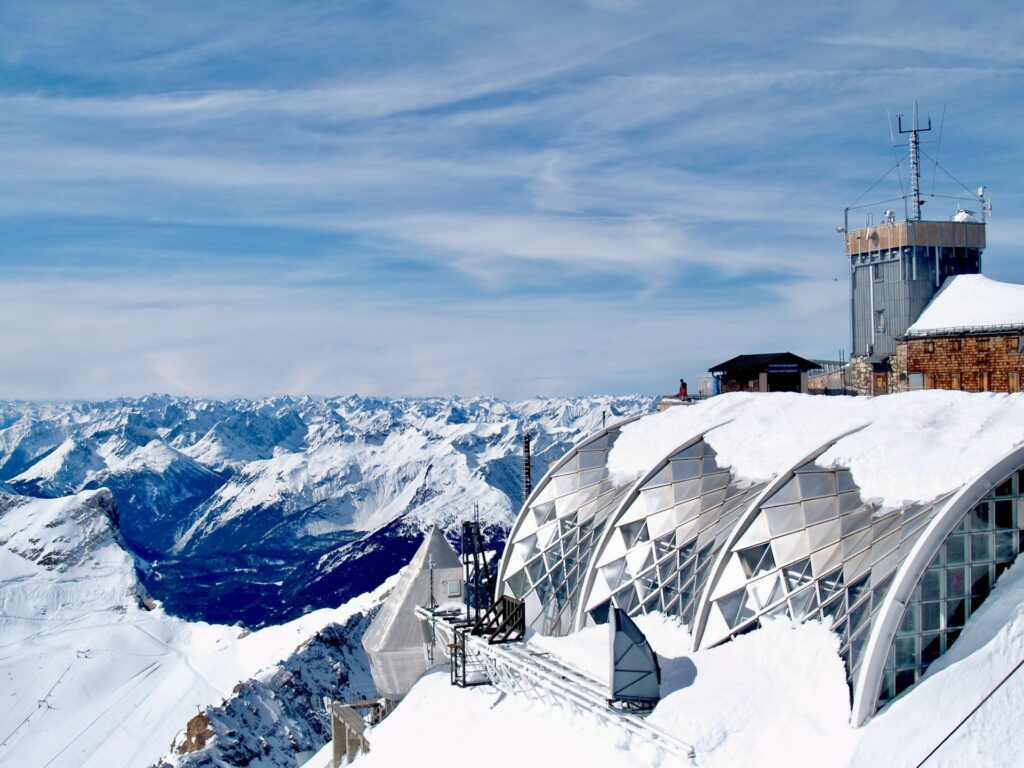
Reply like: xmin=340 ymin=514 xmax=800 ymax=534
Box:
xmin=930 ymin=103 xmax=947 ymax=196
xmin=897 ymin=102 xmax=933 ymax=221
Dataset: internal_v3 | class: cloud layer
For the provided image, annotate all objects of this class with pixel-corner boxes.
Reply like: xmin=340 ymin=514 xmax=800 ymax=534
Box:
xmin=2 ymin=1 xmax=1023 ymax=399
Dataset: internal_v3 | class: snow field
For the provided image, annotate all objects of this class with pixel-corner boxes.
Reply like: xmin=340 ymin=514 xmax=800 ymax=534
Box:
xmin=0 ymin=489 xmax=398 ymax=768
xmin=367 ymin=556 xmax=1024 ymax=768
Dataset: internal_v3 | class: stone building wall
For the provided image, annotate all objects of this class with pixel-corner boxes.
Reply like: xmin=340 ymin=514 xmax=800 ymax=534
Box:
xmin=848 ymin=355 xmax=886 ymax=396
xmin=892 ymin=332 xmax=1024 ymax=393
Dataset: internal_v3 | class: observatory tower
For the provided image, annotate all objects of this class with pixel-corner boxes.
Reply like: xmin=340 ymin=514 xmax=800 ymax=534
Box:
xmin=843 ymin=107 xmax=989 ymax=395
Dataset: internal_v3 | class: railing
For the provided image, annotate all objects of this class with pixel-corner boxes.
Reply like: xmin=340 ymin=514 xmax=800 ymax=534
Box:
xmin=414 ymin=605 xmax=696 ymax=764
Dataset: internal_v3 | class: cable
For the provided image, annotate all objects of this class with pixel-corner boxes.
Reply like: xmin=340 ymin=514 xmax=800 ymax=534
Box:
xmin=848 ymin=161 xmax=903 ymax=208
xmin=919 ymin=149 xmax=979 ymax=199
xmin=914 ymin=655 xmax=1024 ymax=767
xmin=930 ymin=104 xmax=947 ymax=196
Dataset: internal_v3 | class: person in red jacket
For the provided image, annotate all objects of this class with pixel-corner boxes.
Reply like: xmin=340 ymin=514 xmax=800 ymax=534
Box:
xmin=675 ymin=378 xmax=688 ymax=398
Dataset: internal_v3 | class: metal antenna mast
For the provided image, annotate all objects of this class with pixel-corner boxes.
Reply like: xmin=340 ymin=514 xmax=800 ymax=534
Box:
xmin=898 ymin=103 xmax=932 ymax=221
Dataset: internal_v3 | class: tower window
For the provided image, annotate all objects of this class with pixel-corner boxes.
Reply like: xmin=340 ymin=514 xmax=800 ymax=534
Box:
xmin=872 ymin=264 xmax=882 ymax=282
xmin=875 ymin=310 xmax=886 ymax=332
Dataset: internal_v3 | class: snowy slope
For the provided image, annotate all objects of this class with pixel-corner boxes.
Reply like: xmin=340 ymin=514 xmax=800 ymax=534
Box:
xmin=0 ymin=484 xmax=397 ymax=768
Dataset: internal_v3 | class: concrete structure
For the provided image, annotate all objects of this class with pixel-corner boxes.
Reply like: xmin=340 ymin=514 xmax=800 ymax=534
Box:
xmin=497 ymin=411 xmax=1024 ymax=725
xmin=362 ymin=527 xmax=462 ymax=701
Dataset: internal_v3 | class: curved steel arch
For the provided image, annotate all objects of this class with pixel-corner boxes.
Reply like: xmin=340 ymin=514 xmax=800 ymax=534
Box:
xmin=572 ymin=431 xmax=707 ymax=632
xmin=691 ymin=426 xmax=869 ymax=650
xmin=496 ymin=415 xmax=644 ymax=635
xmin=850 ymin=442 xmax=1024 ymax=726
xmin=495 ymin=415 xmax=641 ymax=592
xmin=573 ymin=424 xmax=771 ymax=636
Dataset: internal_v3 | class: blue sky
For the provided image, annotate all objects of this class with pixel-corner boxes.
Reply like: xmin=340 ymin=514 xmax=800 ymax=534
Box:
xmin=2 ymin=0 xmax=1024 ymax=400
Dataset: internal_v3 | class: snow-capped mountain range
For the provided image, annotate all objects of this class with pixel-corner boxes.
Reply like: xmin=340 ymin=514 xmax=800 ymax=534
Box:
xmin=0 ymin=395 xmax=651 ymax=626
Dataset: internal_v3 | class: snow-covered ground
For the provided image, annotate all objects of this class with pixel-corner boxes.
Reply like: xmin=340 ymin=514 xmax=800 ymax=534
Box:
xmin=361 ymin=557 xmax=1024 ymax=767
xmin=0 ymin=488 xmax=396 ymax=768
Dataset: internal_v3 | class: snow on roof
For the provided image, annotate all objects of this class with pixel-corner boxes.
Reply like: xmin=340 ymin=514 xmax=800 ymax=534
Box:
xmin=607 ymin=391 xmax=1024 ymax=510
xmin=907 ymin=274 xmax=1024 ymax=334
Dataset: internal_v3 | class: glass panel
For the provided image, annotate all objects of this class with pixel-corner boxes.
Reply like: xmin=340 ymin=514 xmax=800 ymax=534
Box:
xmin=798 ymin=472 xmax=837 ymax=499
xmin=946 ymin=568 xmax=967 ymax=599
xmin=945 ymin=598 xmax=966 ymax=629
xmin=895 ymin=637 xmax=916 ymax=668
xmin=970 ymin=503 xmax=990 ymax=530
xmin=970 ymin=533 xmax=991 ymax=561
xmin=897 ymin=604 xmax=918 ymax=636
xmin=944 ymin=535 xmax=966 ymax=565
xmin=921 ymin=633 xmax=942 ymax=665
xmin=847 ymin=574 xmax=870 ymax=606
xmin=921 ymin=602 xmax=941 ymax=631
xmin=877 ymin=475 xmax=1024 ymax=713
xmin=995 ymin=531 xmax=1017 ymax=559
xmin=994 ymin=499 xmax=1014 ymax=530
xmin=920 ymin=569 xmax=942 ymax=601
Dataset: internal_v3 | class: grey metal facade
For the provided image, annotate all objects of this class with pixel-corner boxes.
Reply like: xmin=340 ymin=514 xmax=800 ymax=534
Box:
xmin=851 ymin=244 xmax=981 ymax=357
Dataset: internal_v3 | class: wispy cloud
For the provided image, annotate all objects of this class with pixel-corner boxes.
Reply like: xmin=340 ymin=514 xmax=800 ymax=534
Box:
xmin=1 ymin=1 xmax=1023 ymax=398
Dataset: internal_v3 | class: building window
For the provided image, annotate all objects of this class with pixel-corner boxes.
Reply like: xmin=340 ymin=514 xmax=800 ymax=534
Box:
xmin=1009 ymin=372 xmax=1020 ymax=394
xmin=924 ymin=341 xmax=935 ymax=354
xmin=908 ymin=373 xmax=925 ymax=390
xmin=951 ymin=373 xmax=961 ymax=390
xmin=981 ymin=371 xmax=991 ymax=392
xmin=875 ymin=310 xmax=886 ymax=333
xmin=1006 ymin=336 xmax=1018 ymax=352
xmin=872 ymin=264 xmax=882 ymax=282
xmin=878 ymin=477 xmax=1024 ymax=708
xmin=950 ymin=339 xmax=962 ymax=352
xmin=447 ymin=579 xmax=462 ymax=598
xmin=977 ymin=338 xmax=990 ymax=351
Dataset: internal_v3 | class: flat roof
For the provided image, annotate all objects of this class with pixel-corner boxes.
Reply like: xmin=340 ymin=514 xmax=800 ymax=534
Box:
xmin=709 ymin=352 xmax=821 ymax=374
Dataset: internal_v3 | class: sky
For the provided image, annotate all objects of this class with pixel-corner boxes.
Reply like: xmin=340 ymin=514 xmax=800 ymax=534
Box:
xmin=2 ymin=0 xmax=1024 ymax=401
